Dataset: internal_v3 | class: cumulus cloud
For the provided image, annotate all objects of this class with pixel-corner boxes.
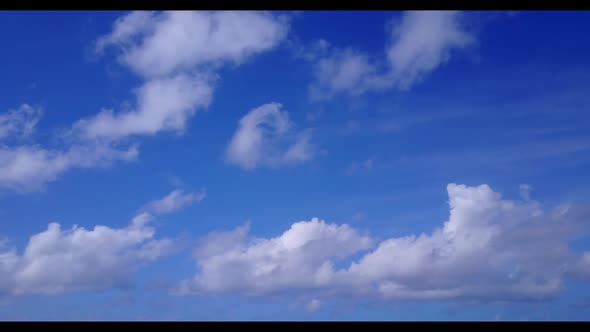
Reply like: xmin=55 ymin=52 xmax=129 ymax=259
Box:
xmin=226 ymin=103 xmax=315 ymax=170
xmin=340 ymin=184 xmax=584 ymax=301
xmin=307 ymin=11 xmax=475 ymax=100
xmin=0 ymin=11 xmax=289 ymax=192
xmin=142 ymin=189 xmax=206 ymax=215
xmin=0 ymin=213 xmax=167 ymax=295
xmin=0 ymin=190 xmax=196 ymax=295
xmin=179 ymin=183 xmax=590 ymax=302
xmin=177 ymin=218 xmax=373 ymax=295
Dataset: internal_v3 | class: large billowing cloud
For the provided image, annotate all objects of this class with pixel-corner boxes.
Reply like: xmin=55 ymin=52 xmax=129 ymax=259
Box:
xmin=0 ymin=11 xmax=289 ymax=192
xmin=180 ymin=183 xmax=590 ymax=302
xmin=0 ymin=189 xmax=202 ymax=295
xmin=308 ymin=11 xmax=475 ymax=100
xmin=176 ymin=218 xmax=373 ymax=295
xmin=226 ymin=103 xmax=314 ymax=170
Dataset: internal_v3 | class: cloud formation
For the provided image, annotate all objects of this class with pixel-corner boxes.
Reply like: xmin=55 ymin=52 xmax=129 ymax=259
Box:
xmin=73 ymin=74 xmax=214 ymax=142
xmin=386 ymin=10 xmax=474 ymax=90
xmin=0 ymin=104 xmax=137 ymax=192
xmin=97 ymin=11 xmax=289 ymax=78
xmin=180 ymin=183 xmax=590 ymax=302
xmin=0 ymin=11 xmax=289 ymax=192
xmin=0 ymin=190 xmax=193 ymax=295
xmin=177 ymin=218 xmax=373 ymax=294
xmin=226 ymin=103 xmax=314 ymax=170
xmin=81 ymin=10 xmax=289 ymax=143
xmin=308 ymin=11 xmax=475 ymax=100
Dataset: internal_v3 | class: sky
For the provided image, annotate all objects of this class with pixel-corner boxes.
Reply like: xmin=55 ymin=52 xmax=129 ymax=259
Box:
xmin=1 ymin=10 xmax=590 ymax=321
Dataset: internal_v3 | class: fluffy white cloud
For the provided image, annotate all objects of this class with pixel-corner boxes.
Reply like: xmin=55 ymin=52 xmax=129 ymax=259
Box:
xmin=142 ymin=189 xmax=206 ymax=215
xmin=226 ymin=103 xmax=314 ymax=170
xmin=179 ymin=183 xmax=590 ymax=302
xmin=340 ymin=184 xmax=583 ymax=301
xmin=0 ymin=104 xmax=42 ymax=141
xmin=177 ymin=218 xmax=373 ymax=295
xmin=307 ymin=11 xmax=474 ymax=100
xmin=0 ymin=214 xmax=168 ymax=295
xmin=97 ymin=11 xmax=289 ymax=78
xmin=80 ymin=11 xmax=289 ymax=142
xmin=0 ymin=189 xmax=199 ymax=295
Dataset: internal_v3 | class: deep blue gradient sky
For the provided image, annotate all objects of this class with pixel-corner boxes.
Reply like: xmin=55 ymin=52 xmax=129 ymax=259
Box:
xmin=1 ymin=11 xmax=590 ymax=320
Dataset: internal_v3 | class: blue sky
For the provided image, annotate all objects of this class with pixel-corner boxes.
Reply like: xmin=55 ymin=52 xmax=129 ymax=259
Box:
xmin=1 ymin=10 xmax=590 ymax=320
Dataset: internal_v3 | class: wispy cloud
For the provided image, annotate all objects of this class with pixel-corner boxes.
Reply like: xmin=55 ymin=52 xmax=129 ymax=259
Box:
xmin=345 ymin=158 xmax=374 ymax=176
xmin=142 ymin=189 xmax=206 ymax=215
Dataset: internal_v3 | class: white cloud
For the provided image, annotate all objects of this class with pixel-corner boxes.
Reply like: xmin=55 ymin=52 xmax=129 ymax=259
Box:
xmin=73 ymin=74 xmax=214 ymax=141
xmin=308 ymin=49 xmax=388 ymax=101
xmin=89 ymin=11 xmax=288 ymax=141
xmin=0 ymin=193 xmax=189 ymax=295
xmin=0 ymin=214 xmax=168 ymax=295
xmin=142 ymin=189 xmax=206 ymax=215
xmin=178 ymin=183 xmax=590 ymax=302
xmin=97 ymin=11 xmax=289 ymax=78
xmin=177 ymin=217 xmax=373 ymax=295
xmin=0 ymin=11 xmax=289 ymax=192
xmin=340 ymin=184 xmax=581 ymax=301
xmin=0 ymin=104 xmax=42 ymax=141
xmin=0 ymin=143 xmax=138 ymax=192
xmin=226 ymin=103 xmax=315 ymax=170
xmin=95 ymin=11 xmax=157 ymax=54
xmin=387 ymin=11 xmax=474 ymax=90
xmin=307 ymin=11 xmax=475 ymax=100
